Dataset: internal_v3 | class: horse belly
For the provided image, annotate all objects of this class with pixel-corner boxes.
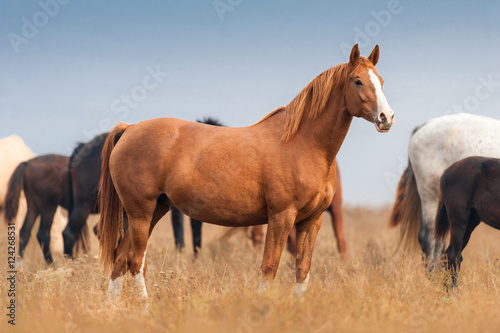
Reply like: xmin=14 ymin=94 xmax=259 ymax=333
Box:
xmin=166 ymin=174 xmax=268 ymax=227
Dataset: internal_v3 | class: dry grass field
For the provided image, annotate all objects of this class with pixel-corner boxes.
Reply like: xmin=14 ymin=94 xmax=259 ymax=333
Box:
xmin=1 ymin=205 xmax=500 ymax=332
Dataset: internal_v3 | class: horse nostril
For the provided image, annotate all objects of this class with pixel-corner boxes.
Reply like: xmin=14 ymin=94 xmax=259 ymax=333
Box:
xmin=379 ymin=112 xmax=387 ymax=124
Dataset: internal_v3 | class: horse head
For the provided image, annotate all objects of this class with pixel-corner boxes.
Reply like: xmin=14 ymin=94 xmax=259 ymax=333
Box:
xmin=344 ymin=44 xmax=395 ymax=133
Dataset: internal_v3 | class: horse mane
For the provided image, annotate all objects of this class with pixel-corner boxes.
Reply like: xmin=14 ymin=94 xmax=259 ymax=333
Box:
xmin=67 ymin=142 xmax=85 ymax=214
xmin=197 ymin=117 xmax=224 ymax=127
xmin=410 ymin=121 xmax=427 ymax=137
xmin=69 ymin=143 xmax=85 ymax=165
xmin=257 ymin=60 xmax=369 ymax=142
xmin=69 ymin=133 xmax=109 ymax=164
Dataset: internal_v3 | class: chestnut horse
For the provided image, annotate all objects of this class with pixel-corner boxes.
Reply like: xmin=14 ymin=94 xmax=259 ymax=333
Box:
xmin=231 ymin=162 xmax=346 ymax=260
xmin=170 ymin=117 xmax=224 ymax=256
xmin=435 ymin=156 xmax=500 ymax=287
xmin=287 ymin=162 xmax=345 ymax=259
xmin=98 ymin=44 xmax=395 ymax=300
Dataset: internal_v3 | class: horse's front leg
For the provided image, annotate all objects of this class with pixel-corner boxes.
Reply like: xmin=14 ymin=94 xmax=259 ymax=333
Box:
xmin=294 ymin=214 xmax=322 ymax=298
xmin=259 ymin=210 xmax=296 ymax=293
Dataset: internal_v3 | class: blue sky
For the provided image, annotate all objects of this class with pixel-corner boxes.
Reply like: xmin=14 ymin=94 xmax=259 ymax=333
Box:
xmin=2 ymin=0 xmax=500 ymax=205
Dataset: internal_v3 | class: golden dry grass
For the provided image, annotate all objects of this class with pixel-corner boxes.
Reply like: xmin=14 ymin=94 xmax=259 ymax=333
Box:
xmin=1 ymin=206 xmax=500 ymax=332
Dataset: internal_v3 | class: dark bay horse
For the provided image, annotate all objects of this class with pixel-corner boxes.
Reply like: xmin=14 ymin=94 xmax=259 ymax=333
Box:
xmin=435 ymin=156 xmax=500 ymax=286
xmin=63 ymin=133 xmax=108 ymax=257
xmin=4 ymin=154 xmax=69 ymax=263
xmin=98 ymin=44 xmax=395 ymax=300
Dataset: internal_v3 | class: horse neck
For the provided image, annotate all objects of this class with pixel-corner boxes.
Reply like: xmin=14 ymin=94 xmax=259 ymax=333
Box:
xmin=297 ymin=87 xmax=353 ymax=166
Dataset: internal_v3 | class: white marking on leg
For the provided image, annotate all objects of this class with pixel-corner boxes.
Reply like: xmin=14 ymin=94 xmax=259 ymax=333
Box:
xmin=258 ymin=269 xmax=267 ymax=295
xmin=108 ymin=275 xmax=124 ymax=303
xmin=295 ymin=273 xmax=309 ymax=298
xmin=134 ymin=249 xmax=148 ymax=299
xmin=16 ymin=257 xmax=24 ymax=270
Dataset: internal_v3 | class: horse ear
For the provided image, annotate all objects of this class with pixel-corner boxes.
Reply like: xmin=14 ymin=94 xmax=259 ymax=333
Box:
xmin=368 ymin=45 xmax=379 ymax=66
xmin=349 ymin=44 xmax=360 ymax=65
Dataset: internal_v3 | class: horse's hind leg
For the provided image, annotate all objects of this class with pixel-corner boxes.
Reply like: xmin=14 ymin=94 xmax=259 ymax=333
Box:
xmin=170 ymin=206 xmax=185 ymax=251
xmin=460 ymin=211 xmax=480 ymax=251
xmin=446 ymin=207 xmax=474 ymax=287
xmin=447 ymin=211 xmax=480 ymax=287
xmin=63 ymin=204 xmax=92 ymax=256
xmin=190 ymin=218 xmax=202 ymax=256
xmin=328 ymin=198 xmax=347 ymax=261
xmin=251 ymin=225 xmax=265 ymax=251
xmin=108 ymin=230 xmax=131 ymax=301
xmin=19 ymin=201 xmax=39 ymax=259
xmin=110 ymin=195 xmax=170 ymax=300
xmin=294 ymin=214 xmax=322 ymax=298
xmin=419 ymin=199 xmax=444 ymax=265
xmin=37 ymin=206 xmax=57 ymax=264
xmin=286 ymin=226 xmax=296 ymax=256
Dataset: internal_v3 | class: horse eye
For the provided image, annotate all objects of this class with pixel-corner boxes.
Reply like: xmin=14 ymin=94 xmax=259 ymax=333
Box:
xmin=355 ymin=80 xmax=362 ymax=86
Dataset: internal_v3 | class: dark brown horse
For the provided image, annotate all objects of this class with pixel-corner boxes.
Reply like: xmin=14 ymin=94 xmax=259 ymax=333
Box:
xmin=98 ymin=44 xmax=395 ymax=300
xmin=63 ymin=133 xmax=108 ymax=257
xmin=435 ymin=156 xmax=500 ymax=286
xmin=4 ymin=154 xmax=69 ymax=263
xmin=64 ymin=133 xmax=131 ymax=257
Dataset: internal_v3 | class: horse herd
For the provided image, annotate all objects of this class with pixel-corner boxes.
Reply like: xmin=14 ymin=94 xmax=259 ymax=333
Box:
xmin=2 ymin=44 xmax=499 ymax=301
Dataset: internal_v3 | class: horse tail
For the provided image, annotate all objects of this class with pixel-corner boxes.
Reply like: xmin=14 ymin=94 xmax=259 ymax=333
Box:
xmin=434 ymin=191 xmax=449 ymax=242
xmin=67 ymin=145 xmax=91 ymax=255
xmin=98 ymin=122 xmax=129 ymax=274
xmin=389 ymin=161 xmax=421 ymax=252
xmin=4 ymin=162 xmax=27 ymax=224
xmin=74 ymin=223 xmax=90 ymax=254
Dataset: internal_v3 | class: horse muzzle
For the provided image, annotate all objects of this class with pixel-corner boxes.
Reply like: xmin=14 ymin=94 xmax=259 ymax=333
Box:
xmin=374 ymin=110 xmax=395 ymax=133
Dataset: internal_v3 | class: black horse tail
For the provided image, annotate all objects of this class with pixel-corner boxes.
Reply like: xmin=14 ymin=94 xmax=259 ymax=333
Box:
xmin=4 ymin=162 xmax=27 ymax=224
xmin=67 ymin=143 xmax=90 ymax=254
xmin=434 ymin=194 xmax=449 ymax=241
xmin=74 ymin=223 xmax=89 ymax=254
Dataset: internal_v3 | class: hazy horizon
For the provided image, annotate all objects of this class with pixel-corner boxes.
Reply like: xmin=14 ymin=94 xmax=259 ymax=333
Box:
xmin=2 ymin=0 xmax=500 ymax=205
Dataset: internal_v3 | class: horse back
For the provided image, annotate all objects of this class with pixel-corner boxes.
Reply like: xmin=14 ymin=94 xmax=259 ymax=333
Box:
xmin=109 ymin=117 xmax=333 ymax=226
xmin=24 ymin=154 xmax=70 ymax=208
xmin=409 ymin=114 xmax=500 ymax=207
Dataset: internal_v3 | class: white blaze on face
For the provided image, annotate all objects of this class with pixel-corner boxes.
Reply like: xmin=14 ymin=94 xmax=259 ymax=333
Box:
xmin=368 ymin=69 xmax=394 ymax=122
